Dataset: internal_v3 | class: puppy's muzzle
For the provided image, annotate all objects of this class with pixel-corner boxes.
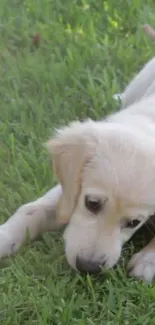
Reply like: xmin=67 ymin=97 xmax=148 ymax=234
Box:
xmin=76 ymin=256 xmax=104 ymax=274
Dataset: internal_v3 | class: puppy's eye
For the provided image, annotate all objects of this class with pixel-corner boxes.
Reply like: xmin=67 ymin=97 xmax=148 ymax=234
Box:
xmin=85 ymin=195 xmax=102 ymax=214
xmin=125 ymin=219 xmax=141 ymax=228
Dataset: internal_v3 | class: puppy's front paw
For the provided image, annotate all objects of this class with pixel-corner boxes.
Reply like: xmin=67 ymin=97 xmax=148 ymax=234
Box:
xmin=0 ymin=225 xmax=18 ymax=258
xmin=128 ymin=250 xmax=155 ymax=283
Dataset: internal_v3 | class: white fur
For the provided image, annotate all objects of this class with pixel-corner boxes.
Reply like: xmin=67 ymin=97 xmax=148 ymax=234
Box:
xmin=128 ymin=250 xmax=155 ymax=283
xmin=0 ymin=185 xmax=62 ymax=256
xmin=57 ymin=117 xmax=155 ymax=270
xmin=1 ymin=58 xmax=155 ymax=281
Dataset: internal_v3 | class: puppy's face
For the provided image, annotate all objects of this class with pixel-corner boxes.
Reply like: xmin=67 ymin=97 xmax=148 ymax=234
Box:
xmin=47 ymin=120 xmax=155 ymax=273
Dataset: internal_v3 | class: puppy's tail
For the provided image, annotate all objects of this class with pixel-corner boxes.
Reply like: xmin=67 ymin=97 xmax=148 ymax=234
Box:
xmin=143 ymin=24 xmax=155 ymax=40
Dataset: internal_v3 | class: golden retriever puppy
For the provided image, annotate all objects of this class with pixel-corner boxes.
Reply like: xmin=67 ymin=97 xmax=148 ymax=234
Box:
xmin=1 ymin=58 xmax=155 ymax=282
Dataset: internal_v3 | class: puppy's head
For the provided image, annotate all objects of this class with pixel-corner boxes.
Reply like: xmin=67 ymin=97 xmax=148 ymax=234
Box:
xmin=47 ymin=120 xmax=155 ymax=274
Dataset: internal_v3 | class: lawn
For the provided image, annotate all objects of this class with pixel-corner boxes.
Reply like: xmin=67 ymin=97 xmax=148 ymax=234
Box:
xmin=1 ymin=0 xmax=155 ymax=324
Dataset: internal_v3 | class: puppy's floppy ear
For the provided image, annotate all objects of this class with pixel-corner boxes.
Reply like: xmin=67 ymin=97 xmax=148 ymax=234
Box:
xmin=47 ymin=120 xmax=97 ymax=224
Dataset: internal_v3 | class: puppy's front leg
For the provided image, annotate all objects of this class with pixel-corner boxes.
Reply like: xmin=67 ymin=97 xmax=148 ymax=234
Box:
xmin=128 ymin=237 xmax=155 ymax=282
xmin=0 ymin=184 xmax=62 ymax=258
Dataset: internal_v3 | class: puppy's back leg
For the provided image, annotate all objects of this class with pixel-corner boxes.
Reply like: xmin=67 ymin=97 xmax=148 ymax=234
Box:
xmin=143 ymin=79 xmax=155 ymax=98
xmin=118 ymin=57 xmax=155 ymax=108
xmin=0 ymin=184 xmax=62 ymax=258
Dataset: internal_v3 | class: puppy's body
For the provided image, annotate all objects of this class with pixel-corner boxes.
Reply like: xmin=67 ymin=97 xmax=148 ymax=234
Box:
xmin=1 ymin=58 xmax=155 ymax=282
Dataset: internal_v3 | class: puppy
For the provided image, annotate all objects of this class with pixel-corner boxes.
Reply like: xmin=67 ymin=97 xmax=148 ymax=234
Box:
xmin=1 ymin=58 xmax=155 ymax=282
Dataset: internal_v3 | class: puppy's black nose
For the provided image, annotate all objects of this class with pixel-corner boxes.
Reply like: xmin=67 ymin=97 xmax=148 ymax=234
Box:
xmin=76 ymin=256 xmax=102 ymax=274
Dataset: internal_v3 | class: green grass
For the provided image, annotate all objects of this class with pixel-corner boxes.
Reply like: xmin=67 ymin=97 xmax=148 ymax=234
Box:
xmin=1 ymin=0 xmax=155 ymax=323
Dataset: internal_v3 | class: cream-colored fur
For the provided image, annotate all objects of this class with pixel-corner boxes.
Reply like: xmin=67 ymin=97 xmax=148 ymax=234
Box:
xmin=48 ymin=99 xmax=155 ymax=273
xmin=1 ymin=57 xmax=155 ymax=282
